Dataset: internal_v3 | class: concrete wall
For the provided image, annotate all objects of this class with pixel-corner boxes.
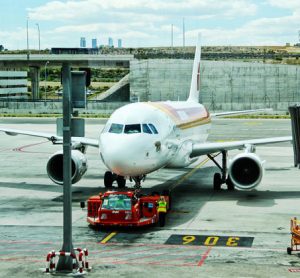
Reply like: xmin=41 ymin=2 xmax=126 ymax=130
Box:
xmin=0 ymin=101 xmax=128 ymax=115
xmin=130 ymin=60 xmax=300 ymax=111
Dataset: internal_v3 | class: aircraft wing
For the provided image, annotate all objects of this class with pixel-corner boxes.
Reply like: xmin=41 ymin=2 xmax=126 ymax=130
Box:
xmin=190 ymin=136 xmax=292 ymax=157
xmin=0 ymin=127 xmax=99 ymax=148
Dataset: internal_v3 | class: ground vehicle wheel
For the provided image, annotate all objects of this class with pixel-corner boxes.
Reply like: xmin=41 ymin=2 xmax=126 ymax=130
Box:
xmin=213 ymin=173 xmax=222 ymax=190
xmin=287 ymin=247 xmax=292 ymax=255
xmin=117 ymin=175 xmax=126 ymax=188
xmin=104 ymin=171 xmax=113 ymax=188
xmin=159 ymin=213 xmax=166 ymax=227
xmin=226 ymin=177 xmax=235 ymax=191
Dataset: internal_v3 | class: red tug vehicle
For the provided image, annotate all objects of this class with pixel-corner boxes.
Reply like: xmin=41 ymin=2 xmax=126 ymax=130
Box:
xmin=86 ymin=190 xmax=170 ymax=227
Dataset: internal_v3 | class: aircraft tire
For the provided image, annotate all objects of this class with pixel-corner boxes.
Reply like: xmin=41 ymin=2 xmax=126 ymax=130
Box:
xmin=117 ymin=175 xmax=126 ymax=188
xmin=226 ymin=177 xmax=235 ymax=191
xmin=213 ymin=173 xmax=222 ymax=190
xmin=104 ymin=171 xmax=113 ymax=188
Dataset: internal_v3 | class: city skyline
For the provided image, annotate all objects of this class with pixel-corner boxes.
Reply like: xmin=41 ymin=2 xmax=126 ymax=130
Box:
xmin=1 ymin=0 xmax=300 ymax=50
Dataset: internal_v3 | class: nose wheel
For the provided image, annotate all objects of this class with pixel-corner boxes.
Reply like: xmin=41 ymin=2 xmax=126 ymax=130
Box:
xmin=104 ymin=171 xmax=126 ymax=188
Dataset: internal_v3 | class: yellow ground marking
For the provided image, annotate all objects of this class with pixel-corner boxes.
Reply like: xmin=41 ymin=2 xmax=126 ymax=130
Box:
xmin=100 ymin=231 xmax=117 ymax=244
xmin=244 ymin=121 xmax=261 ymax=126
xmin=169 ymin=157 xmax=211 ymax=191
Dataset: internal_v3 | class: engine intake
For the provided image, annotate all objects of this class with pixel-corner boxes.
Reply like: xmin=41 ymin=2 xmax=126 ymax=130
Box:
xmin=47 ymin=150 xmax=87 ymax=185
xmin=228 ymin=152 xmax=264 ymax=190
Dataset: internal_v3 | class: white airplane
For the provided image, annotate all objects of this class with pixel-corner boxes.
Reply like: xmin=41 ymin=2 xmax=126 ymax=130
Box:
xmin=0 ymin=37 xmax=292 ymax=191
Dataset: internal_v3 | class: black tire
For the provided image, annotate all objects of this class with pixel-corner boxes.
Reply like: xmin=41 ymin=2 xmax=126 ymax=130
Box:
xmin=159 ymin=213 xmax=166 ymax=227
xmin=287 ymin=247 xmax=292 ymax=255
xmin=213 ymin=173 xmax=222 ymax=190
xmin=226 ymin=177 xmax=235 ymax=191
xmin=104 ymin=171 xmax=113 ymax=188
xmin=117 ymin=175 xmax=126 ymax=188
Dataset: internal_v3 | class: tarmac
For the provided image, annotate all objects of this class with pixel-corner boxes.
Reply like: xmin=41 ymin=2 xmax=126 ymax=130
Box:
xmin=0 ymin=117 xmax=299 ymax=278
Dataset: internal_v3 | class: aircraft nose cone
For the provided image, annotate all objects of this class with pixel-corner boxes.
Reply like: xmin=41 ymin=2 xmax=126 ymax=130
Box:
xmin=100 ymin=135 xmax=147 ymax=176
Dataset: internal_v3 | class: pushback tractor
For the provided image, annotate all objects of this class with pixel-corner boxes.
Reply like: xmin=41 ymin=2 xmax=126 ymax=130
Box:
xmin=85 ymin=190 xmax=170 ymax=227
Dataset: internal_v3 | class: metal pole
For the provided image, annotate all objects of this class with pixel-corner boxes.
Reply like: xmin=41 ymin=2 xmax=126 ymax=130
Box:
xmin=26 ymin=17 xmax=29 ymax=59
xmin=36 ymin=23 xmax=40 ymax=53
xmin=56 ymin=63 xmax=75 ymax=272
xmin=44 ymin=61 xmax=49 ymax=101
xmin=182 ymin=18 xmax=185 ymax=47
xmin=171 ymin=24 xmax=173 ymax=47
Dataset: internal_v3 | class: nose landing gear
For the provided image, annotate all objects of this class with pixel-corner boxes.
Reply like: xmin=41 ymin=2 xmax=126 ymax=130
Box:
xmin=104 ymin=171 xmax=126 ymax=188
xmin=131 ymin=175 xmax=146 ymax=189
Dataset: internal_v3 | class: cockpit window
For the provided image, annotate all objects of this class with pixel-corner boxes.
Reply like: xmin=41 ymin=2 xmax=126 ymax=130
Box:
xmin=109 ymin=123 xmax=123 ymax=134
xmin=148 ymin=123 xmax=158 ymax=134
xmin=124 ymin=124 xmax=141 ymax=134
xmin=142 ymin=124 xmax=152 ymax=134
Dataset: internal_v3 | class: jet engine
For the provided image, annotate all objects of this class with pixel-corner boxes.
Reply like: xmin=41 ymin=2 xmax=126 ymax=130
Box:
xmin=47 ymin=150 xmax=87 ymax=185
xmin=228 ymin=152 xmax=264 ymax=190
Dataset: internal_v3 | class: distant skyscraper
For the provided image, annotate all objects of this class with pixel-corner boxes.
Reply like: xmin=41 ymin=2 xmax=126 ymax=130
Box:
xmin=92 ymin=38 xmax=97 ymax=48
xmin=117 ymin=39 xmax=122 ymax=48
xmin=80 ymin=37 xmax=86 ymax=48
xmin=108 ymin=37 xmax=114 ymax=47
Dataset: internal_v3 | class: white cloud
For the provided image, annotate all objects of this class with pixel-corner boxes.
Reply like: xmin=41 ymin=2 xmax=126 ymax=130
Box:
xmin=186 ymin=12 xmax=300 ymax=45
xmin=267 ymin=0 xmax=300 ymax=10
xmin=28 ymin=0 xmax=257 ymax=21
xmin=0 ymin=0 xmax=290 ymax=48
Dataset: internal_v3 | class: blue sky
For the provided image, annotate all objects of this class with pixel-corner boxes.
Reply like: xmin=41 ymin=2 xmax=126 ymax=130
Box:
xmin=0 ymin=0 xmax=299 ymax=50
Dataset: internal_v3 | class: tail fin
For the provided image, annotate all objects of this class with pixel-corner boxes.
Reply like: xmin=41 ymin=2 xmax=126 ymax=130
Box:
xmin=187 ymin=34 xmax=201 ymax=102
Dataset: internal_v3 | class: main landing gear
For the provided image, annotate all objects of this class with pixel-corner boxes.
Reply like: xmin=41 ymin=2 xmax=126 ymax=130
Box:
xmin=208 ymin=150 xmax=235 ymax=191
xmin=104 ymin=171 xmax=126 ymax=188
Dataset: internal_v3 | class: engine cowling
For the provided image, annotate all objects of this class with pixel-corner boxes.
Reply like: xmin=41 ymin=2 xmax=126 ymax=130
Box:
xmin=228 ymin=152 xmax=264 ymax=190
xmin=47 ymin=150 xmax=88 ymax=185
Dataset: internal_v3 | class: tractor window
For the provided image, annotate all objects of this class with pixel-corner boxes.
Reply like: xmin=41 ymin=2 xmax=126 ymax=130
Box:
xmin=142 ymin=124 xmax=152 ymax=134
xmin=109 ymin=123 xmax=123 ymax=134
xmin=124 ymin=124 xmax=141 ymax=134
xmin=148 ymin=123 xmax=158 ymax=134
xmin=102 ymin=195 xmax=131 ymax=210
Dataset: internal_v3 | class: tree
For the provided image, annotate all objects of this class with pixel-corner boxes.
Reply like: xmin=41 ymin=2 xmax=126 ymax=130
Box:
xmin=0 ymin=45 xmax=4 ymax=52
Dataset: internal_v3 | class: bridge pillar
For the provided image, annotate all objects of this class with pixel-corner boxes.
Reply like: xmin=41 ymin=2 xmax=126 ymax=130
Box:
xmin=29 ymin=66 xmax=40 ymax=100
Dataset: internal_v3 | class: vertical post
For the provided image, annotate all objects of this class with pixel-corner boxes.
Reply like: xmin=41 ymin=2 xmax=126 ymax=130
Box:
xmin=56 ymin=63 xmax=75 ymax=272
xmin=36 ymin=23 xmax=40 ymax=53
xmin=44 ymin=61 xmax=49 ymax=101
xmin=182 ymin=18 xmax=185 ymax=47
xmin=26 ymin=17 xmax=29 ymax=60
xmin=171 ymin=24 xmax=173 ymax=47
xmin=29 ymin=66 xmax=40 ymax=100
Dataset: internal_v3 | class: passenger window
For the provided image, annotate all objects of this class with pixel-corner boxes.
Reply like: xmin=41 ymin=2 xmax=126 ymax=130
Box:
xmin=148 ymin=123 xmax=158 ymax=134
xmin=142 ymin=124 xmax=152 ymax=134
xmin=124 ymin=124 xmax=141 ymax=134
xmin=109 ymin=123 xmax=123 ymax=134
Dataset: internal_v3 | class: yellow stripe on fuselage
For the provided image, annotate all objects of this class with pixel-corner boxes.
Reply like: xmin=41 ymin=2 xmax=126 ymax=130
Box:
xmin=178 ymin=116 xmax=211 ymax=130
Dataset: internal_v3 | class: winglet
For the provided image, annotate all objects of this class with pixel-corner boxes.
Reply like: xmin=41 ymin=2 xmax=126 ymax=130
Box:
xmin=187 ymin=33 xmax=201 ymax=103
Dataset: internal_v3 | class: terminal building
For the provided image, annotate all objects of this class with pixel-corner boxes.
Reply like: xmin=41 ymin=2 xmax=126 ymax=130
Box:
xmin=0 ymin=71 xmax=28 ymax=99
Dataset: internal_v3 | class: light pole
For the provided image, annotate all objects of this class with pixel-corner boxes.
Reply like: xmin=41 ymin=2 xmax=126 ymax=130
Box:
xmin=171 ymin=24 xmax=174 ymax=47
xmin=36 ymin=23 xmax=40 ymax=53
xmin=26 ymin=17 xmax=29 ymax=59
xmin=44 ymin=61 xmax=49 ymax=101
